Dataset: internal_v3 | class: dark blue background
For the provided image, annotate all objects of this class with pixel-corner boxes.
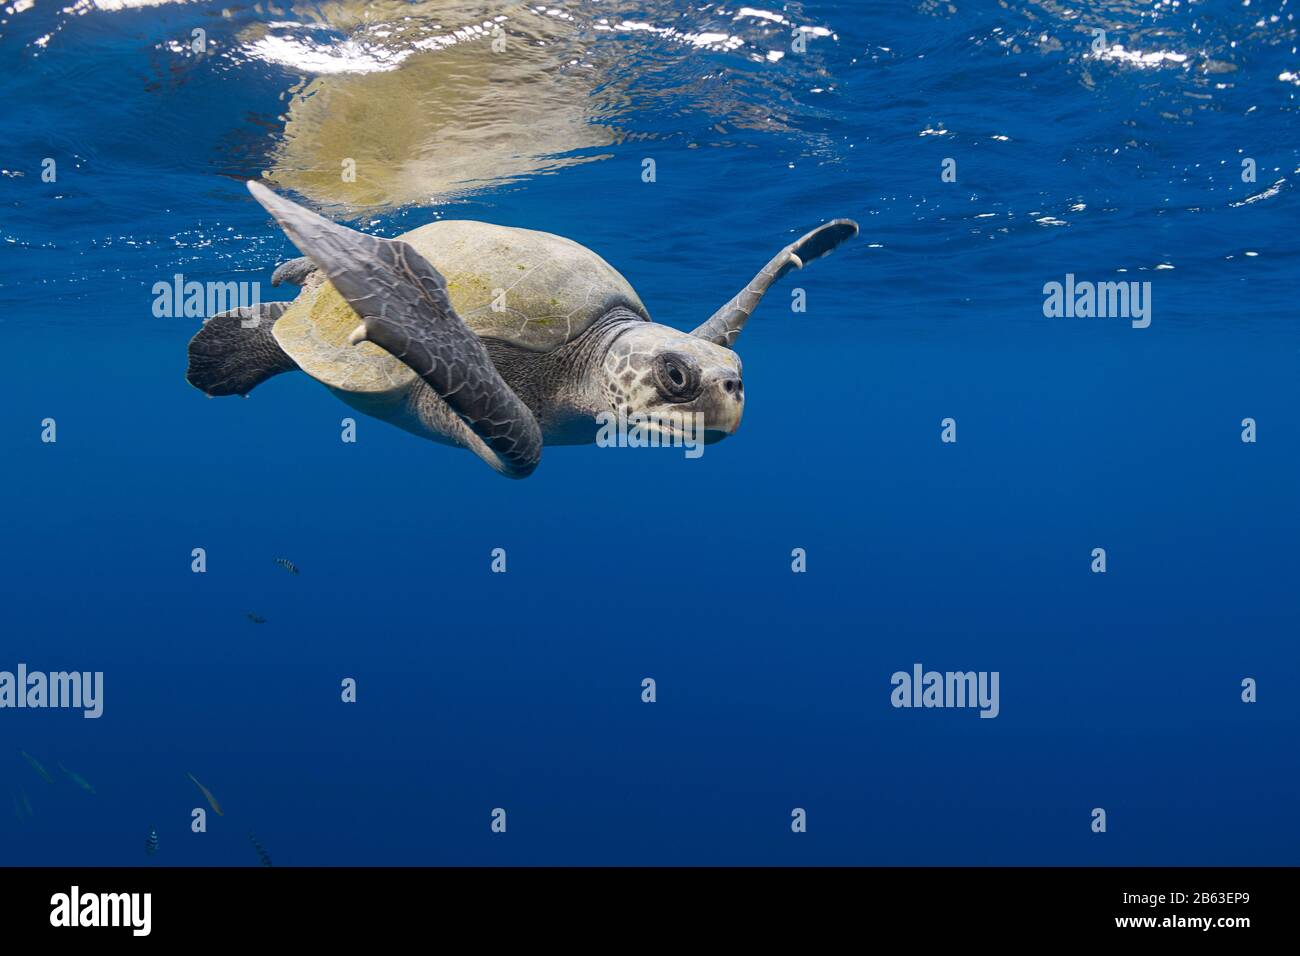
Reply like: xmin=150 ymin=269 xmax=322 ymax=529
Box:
xmin=1 ymin=1 xmax=1296 ymax=865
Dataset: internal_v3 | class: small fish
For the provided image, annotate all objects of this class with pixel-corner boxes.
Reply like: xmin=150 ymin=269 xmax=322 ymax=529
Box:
xmin=274 ymin=558 xmax=299 ymax=575
xmin=246 ymin=613 xmax=266 ymax=624
xmin=19 ymin=750 xmax=55 ymax=784
xmin=145 ymin=826 xmax=159 ymax=856
xmin=248 ymin=830 xmax=272 ymax=867
xmin=58 ymin=762 xmax=95 ymax=794
xmin=11 ymin=793 xmax=22 ymax=822
xmin=187 ymin=772 xmax=224 ymax=816
xmin=19 ymin=788 xmax=33 ymax=818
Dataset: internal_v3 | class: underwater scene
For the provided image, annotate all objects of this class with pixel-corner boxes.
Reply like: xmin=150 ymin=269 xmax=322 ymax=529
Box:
xmin=0 ymin=0 xmax=1297 ymax=866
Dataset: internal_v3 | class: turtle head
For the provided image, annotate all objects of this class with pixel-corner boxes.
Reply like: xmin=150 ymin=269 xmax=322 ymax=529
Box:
xmin=601 ymin=322 xmax=743 ymax=442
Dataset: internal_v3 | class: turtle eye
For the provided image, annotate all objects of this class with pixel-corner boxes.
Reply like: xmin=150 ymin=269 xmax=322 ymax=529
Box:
xmin=654 ymin=353 xmax=700 ymax=401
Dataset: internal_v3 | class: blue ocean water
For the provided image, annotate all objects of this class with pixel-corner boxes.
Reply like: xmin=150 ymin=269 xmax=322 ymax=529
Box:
xmin=1 ymin=0 xmax=1296 ymax=866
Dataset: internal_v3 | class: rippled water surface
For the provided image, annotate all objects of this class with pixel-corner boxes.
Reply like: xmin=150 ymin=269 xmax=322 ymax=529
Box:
xmin=1 ymin=1 xmax=1297 ymax=865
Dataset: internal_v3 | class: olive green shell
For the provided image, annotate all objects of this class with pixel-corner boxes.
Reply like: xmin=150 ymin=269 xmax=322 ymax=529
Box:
xmin=271 ymin=220 xmax=648 ymax=394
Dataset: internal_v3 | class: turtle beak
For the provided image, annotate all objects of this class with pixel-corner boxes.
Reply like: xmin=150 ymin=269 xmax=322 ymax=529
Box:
xmin=702 ymin=373 xmax=744 ymax=441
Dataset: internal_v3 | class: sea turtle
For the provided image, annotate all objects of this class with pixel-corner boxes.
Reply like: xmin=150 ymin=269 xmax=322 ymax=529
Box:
xmin=186 ymin=181 xmax=857 ymax=478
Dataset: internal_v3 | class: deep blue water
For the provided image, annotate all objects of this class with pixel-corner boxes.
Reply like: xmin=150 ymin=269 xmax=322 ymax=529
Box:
xmin=1 ymin=0 xmax=1297 ymax=866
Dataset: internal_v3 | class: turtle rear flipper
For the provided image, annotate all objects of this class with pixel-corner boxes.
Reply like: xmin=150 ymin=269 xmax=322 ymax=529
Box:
xmin=186 ymin=302 xmax=298 ymax=397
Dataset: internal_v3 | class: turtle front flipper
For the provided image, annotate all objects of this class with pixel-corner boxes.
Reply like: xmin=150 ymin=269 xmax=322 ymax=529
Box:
xmin=245 ymin=181 xmax=542 ymax=479
xmin=690 ymin=219 xmax=859 ymax=348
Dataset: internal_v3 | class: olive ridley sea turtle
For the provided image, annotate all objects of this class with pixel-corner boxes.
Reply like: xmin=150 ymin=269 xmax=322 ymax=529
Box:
xmin=186 ymin=181 xmax=857 ymax=478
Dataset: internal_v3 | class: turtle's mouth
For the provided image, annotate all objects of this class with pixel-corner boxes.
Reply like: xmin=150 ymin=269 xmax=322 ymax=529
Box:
xmin=701 ymin=403 xmax=743 ymax=442
xmin=635 ymin=413 xmax=738 ymax=446
xmin=704 ymin=380 xmax=744 ymax=439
